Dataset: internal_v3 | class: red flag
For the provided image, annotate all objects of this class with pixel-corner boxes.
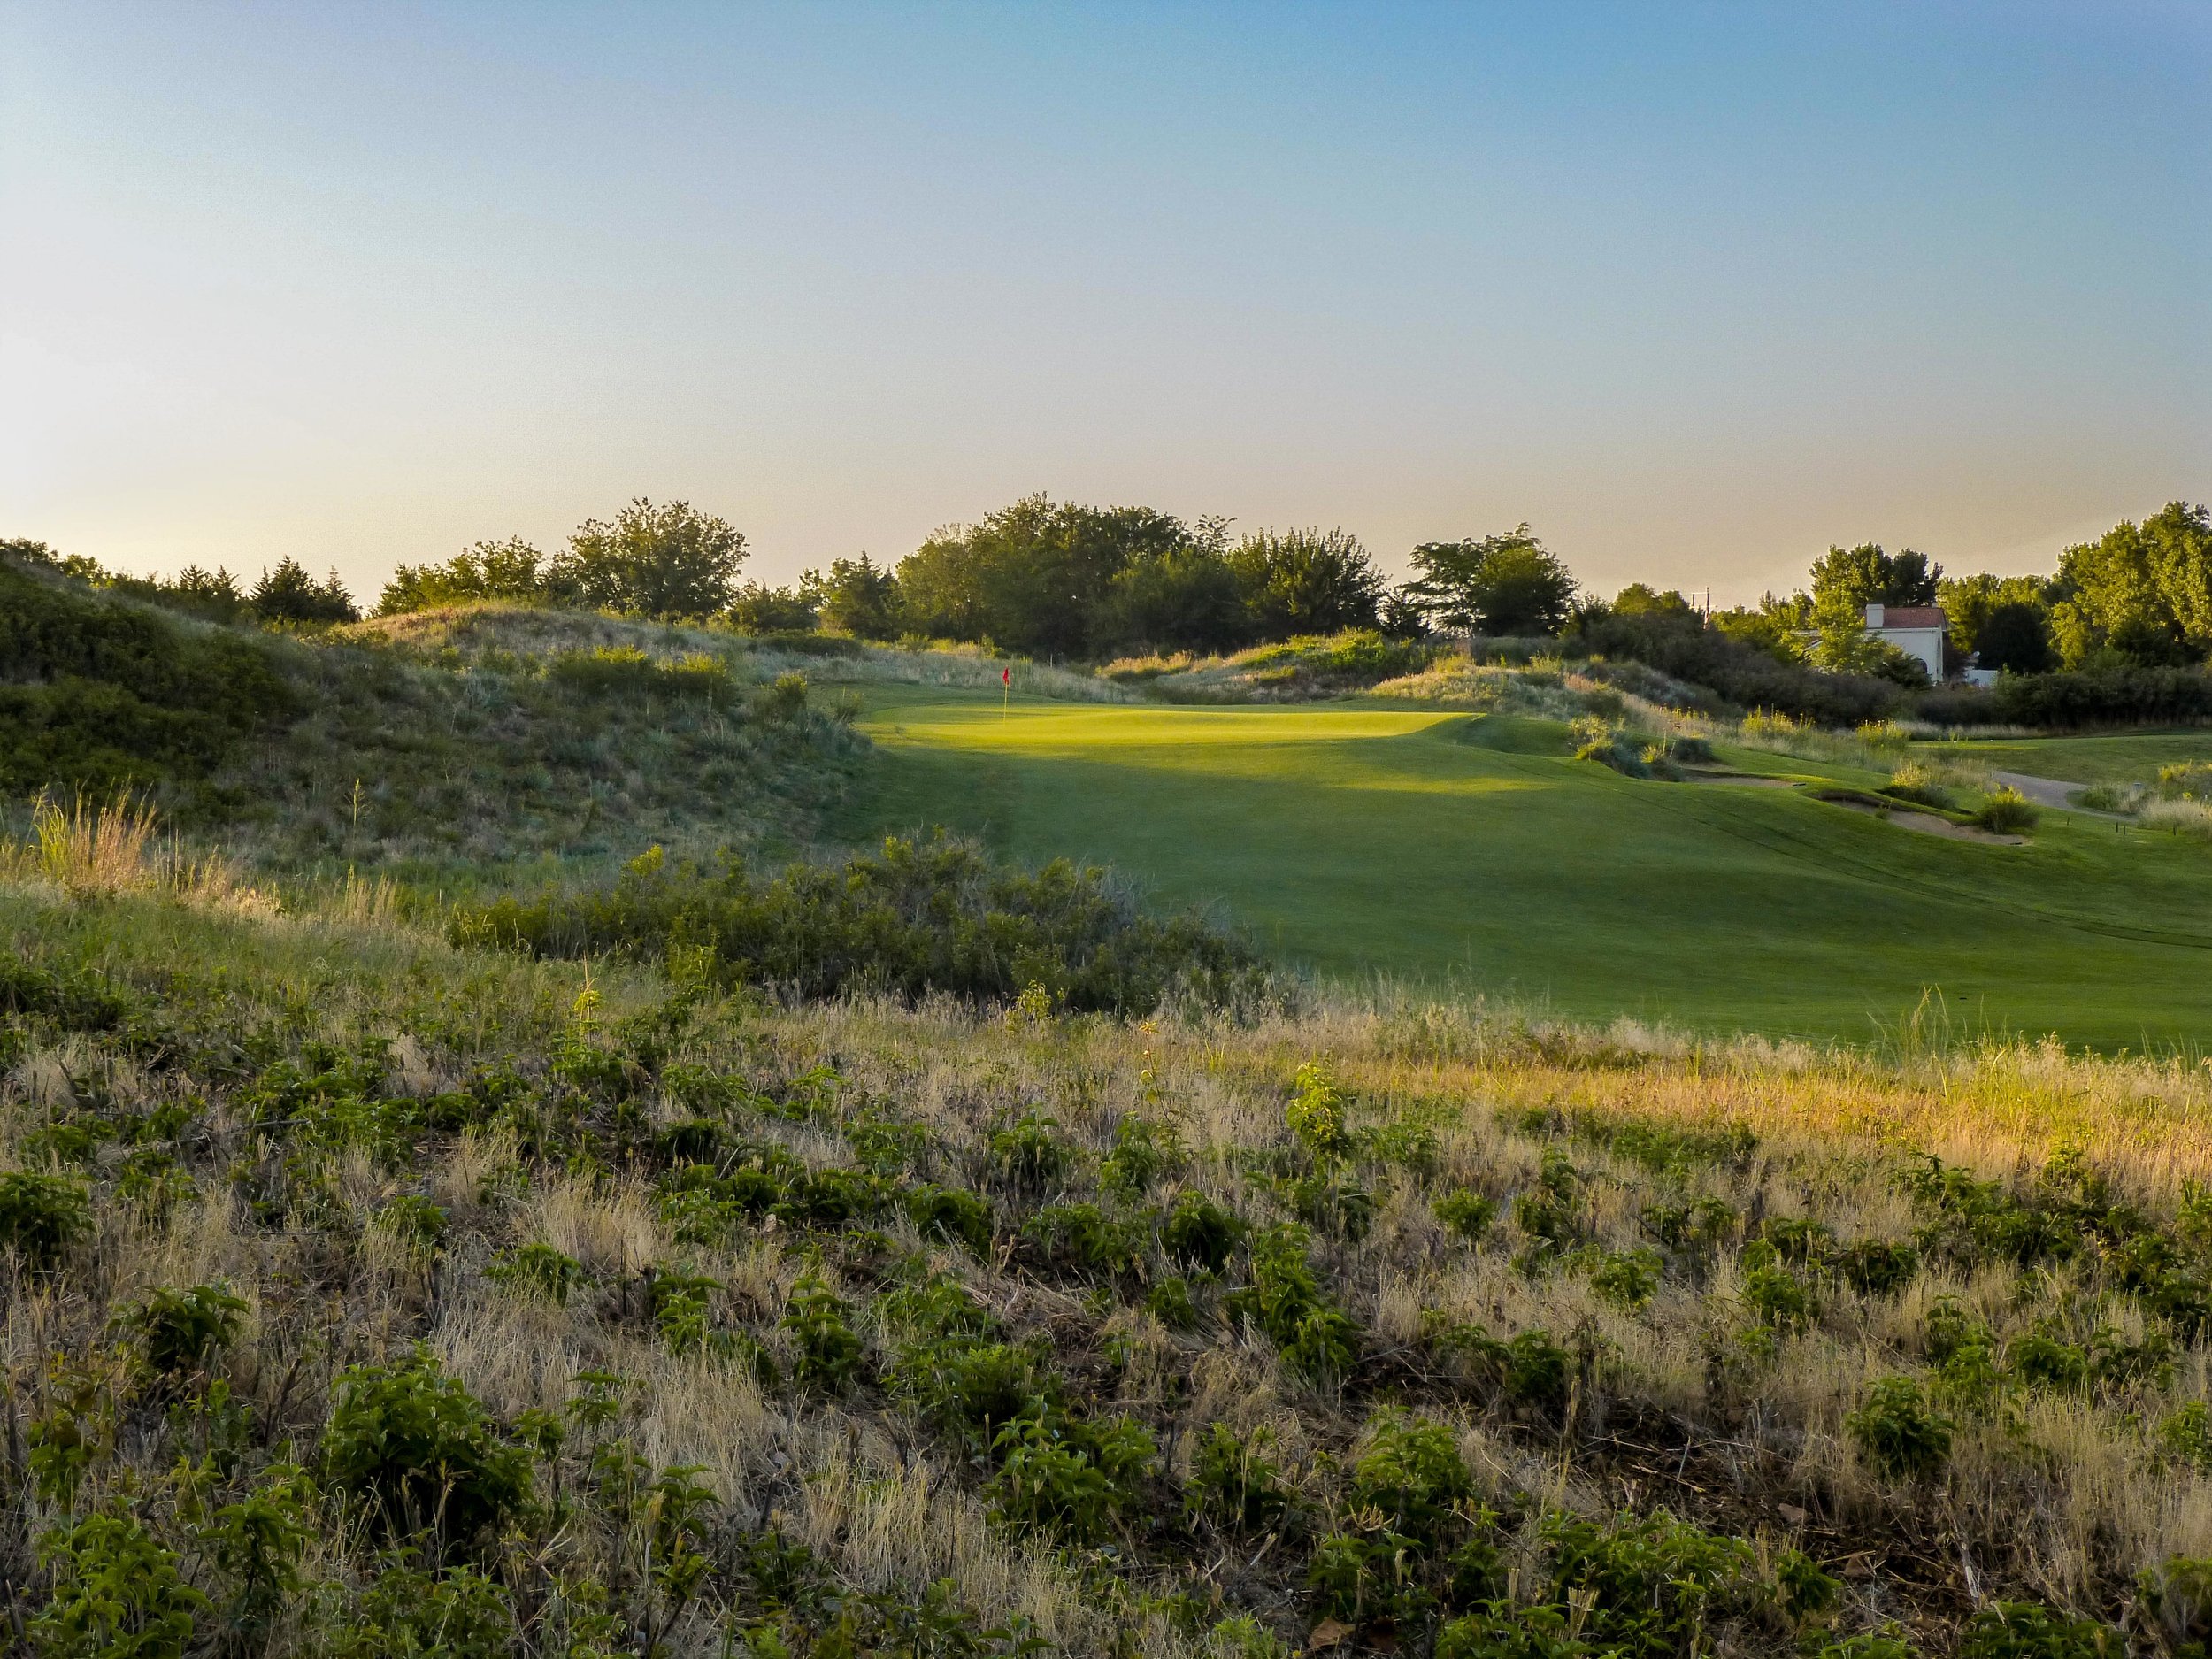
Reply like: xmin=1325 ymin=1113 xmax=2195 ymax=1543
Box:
xmin=1002 ymin=667 xmax=1010 ymax=687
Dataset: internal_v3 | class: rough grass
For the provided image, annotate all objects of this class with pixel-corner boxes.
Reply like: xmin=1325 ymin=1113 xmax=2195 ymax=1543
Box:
xmin=12 ymin=873 xmax=2212 ymax=1655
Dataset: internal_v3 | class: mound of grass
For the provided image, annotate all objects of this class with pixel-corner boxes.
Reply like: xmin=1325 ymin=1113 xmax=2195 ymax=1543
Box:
xmin=453 ymin=831 xmax=1266 ymax=1014
xmin=0 ymin=556 xmax=298 ymax=795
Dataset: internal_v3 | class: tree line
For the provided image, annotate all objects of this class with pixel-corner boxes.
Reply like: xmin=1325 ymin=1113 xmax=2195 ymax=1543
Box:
xmin=14 ymin=495 xmax=2212 ymax=687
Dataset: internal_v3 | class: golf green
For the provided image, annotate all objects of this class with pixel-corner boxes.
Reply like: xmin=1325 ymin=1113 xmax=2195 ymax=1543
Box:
xmin=839 ymin=687 xmax=2212 ymax=1047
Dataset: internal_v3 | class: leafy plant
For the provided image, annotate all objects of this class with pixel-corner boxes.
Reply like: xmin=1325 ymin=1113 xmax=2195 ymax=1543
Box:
xmin=1433 ymin=1189 xmax=1498 ymax=1242
xmin=320 ymin=1347 xmax=534 ymax=1544
xmin=1163 ymin=1190 xmax=1247 ymax=1272
xmin=115 ymin=1283 xmax=247 ymax=1382
xmin=0 ymin=1171 xmax=91 ymax=1268
xmin=1954 ymin=1601 xmax=2116 ymax=1656
xmin=906 ymin=1183 xmax=993 ymax=1253
xmin=483 ymin=1241 xmax=588 ymax=1303
xmin=780 ymin=1276 xmax=864 ymax=1392
xmin=1185 ymin=1422 xmax=1291 ymax=1532
xmin=27 ymin=1509 xmax=211 ymax=1659
xmin=1847 ymin=1377 xmax=1954 ymax=1480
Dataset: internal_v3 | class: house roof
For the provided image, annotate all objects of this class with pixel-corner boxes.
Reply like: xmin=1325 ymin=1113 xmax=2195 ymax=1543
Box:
xmin=1874 ymin=606 xmax=1946 ymax=630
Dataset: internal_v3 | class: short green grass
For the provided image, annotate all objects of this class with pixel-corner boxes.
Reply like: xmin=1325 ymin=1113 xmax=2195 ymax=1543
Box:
xmin=842 ymin=687 xmax=2212 ymax=1046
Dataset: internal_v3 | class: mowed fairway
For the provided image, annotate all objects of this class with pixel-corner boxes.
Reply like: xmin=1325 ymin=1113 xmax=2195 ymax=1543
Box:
xmin=841 ymin=687 xmax=2212 ymax=1046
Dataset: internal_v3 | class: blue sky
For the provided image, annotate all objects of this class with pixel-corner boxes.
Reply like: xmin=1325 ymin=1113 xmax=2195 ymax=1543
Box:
xmin=3 ymin=2 xmax=2206 ymax=604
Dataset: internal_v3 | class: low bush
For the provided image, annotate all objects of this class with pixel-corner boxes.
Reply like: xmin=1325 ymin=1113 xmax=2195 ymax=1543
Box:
xmin=780 ymin=1277 xmax=864 ymax=1391
xmin=1974 ymin=787 xmax=2039 ymax=833
xmin=1955 ymin=1601 xmax=2119 ymax=1657
xmin=483 ymin=1242 xmax=588 ymax=1303
xmin=1163 ymin=1191 xmax=1247 ymax=1272
xmin=1433 ymin=1189 xmax=1498 ymax=1242
xmin=28 ymin=1508 xmax=211 ymax=1658
xmin=453 ymin=833 xmax=1265 ymax=1016
xmin=320 ymin=1348 xmax=533 ymax=1545
xmin=1186 ymin=1422 xmax=1292 ymax=1532
xmin=1847 ymin=1376 xmax=1954 ymax=1479
xmin=0 ymin=557 xmax=299 ymax=794
xmin=0 ymin=1171 xmax=91 ymax=1268
xmin=115 ymin=1283 xmax=247 ymax=1381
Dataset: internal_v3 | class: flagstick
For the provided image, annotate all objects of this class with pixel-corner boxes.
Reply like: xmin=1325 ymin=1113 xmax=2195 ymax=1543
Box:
xmin=1002 ymin=667 xmax=1010 ymax=719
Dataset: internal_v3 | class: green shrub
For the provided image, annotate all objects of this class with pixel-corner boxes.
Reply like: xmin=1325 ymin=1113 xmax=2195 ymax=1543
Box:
xmin=987 ymin=1109 xmax=1071 ymax=1192
xmin=2007 ymin=1324 xmax=2091 ymax=1393
xmin=1348 ymin=1415 xmax=1471 ymax=1540
xmin=2159 ymin=1402 xmax=2212 ymax=1470
xmin=1309 ymin=1527 xmax=1435 ymax=1625
xmin=28 ymin=1509 xmax=211 ymax=1659
xmin=546 ymin=645 xmax=737 ymax=704
xmin=876 ymin=1271 xmax=1002 ymax=1341
xmin=1102 ymin=1114 xmax=1184 ymax=1198
xmin=451 ymin=832 xmax=1265 ymax=1017
xmin=321 ymin=1348 xmax=533 ymax=1544
xmin=1433 ymin=1322 xmax=1577 ymax=1417
xmin=1641 ymin=1197 xmax=1740 ymax=1253
xmin=0 ymin=559 xmax=297 ymax=793
xmin=905 ymin=1183 xmax=993 ymax=1253
xmin=1837 ymin=1239 xmax=1918 ymax=1296
xmin=2139 ymin=1555 xmax=2212 ymax=1653
xmin=1163 ymin=1191 xmax=1246 ymax=1272
xmin=334 ymin=1563 xmax=517 ymax=1659
xmin=1144 ymin=1275 xmax=1198 ymax=1329
xmin=889 ymin=1336 xmax=1051 ymax=1451
xmin=1433 ymin=1189 xmax=1498 ymax=1242
xmin=1185 ymin=1422 xmax=1291 ymax=1532
xmin=987 ymin=1413 xmax=1156 ymax=1543
xmin=780 ymin=1276 xmax=863 ymax=1391
xmin=1541 ymin=1508 xmax=1832 ymax=1658
xmin=1586 ymin=1247 xmax=1663 ymax=1310
xmin=1973 ymin=787 xmax=2039 ymax=833
xmin=1225 ymin=1225 xmax=1359 ymax=1383
xmin=1847 ymin=1377 xmax=1953 ymax=1480
xmin=1023 ymin=1202 xmax=1142 ymax=1275
xmin=1955 ymin=1601 xmax=2117 ymax=1657
xmin=1286 ymin=1063 xmax=1351 ymax=1159
xmin=1742 ymin=1262 xmax=1814 ymax=1331
xmin=115 ymin=1283 xmax=247 ymax=1380
xmin=1433 ymin=1603 xmax=1591 ymax=1659
xmin=484 ymin=1242 xmax=588 ymax=1303
xmin=375 ymin=1195 xmax=449 ymax=1254
xmin=0 ymin=1171 xmax=91 ymax=1268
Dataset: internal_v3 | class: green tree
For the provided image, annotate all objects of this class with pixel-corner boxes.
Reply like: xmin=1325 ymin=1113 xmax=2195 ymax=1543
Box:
xmin=1610 ymin=583 xmax=1695 ymax=619
xmin=725 ymin=581 xmax=818 ymax=633
xmin=2049 ymin=503 xmax=2212 ymax=667
xmin=251 ymin=557 xmax=358 ymax=625
xmin=802 ymin=553 xmax=903 ymax=640
xmin=378 ymin=538 xmax=564 ymax=617
xmin=559 ymin=498 xmax=746 ymax=620
xmin=1806 ymin=543 xmax=1940 ymax=673
xmin=1099 ymin=544 xmax=1253 ymax=655
xmin=1227 ymin=526 xmax=1385 ymax=639
xmin=1937 ymin=572 xmax=2051 ymax=662
xmin=1402 ymin=526 xmax=1577 ymax=635
xmin=895 ymin=495 xmax=1189 ymax=657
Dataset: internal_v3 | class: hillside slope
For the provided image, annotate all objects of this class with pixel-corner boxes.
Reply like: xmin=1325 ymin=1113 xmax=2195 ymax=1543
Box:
xmin=7 ymin=859 xmax=2212 ymax=1655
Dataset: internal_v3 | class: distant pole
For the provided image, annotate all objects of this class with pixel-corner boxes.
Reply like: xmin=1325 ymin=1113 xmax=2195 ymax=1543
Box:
xmin=1002 ymin=664 xmax=1010 ymax=719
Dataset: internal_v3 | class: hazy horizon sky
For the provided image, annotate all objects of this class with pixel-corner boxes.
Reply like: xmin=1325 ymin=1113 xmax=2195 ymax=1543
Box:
xmin=4 ymin=3 xmax=2207 ymax=608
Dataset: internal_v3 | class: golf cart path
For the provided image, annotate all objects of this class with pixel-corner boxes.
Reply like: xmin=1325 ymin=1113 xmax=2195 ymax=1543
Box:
xmin=1993 ymin=771 xmax=2129 ymax=819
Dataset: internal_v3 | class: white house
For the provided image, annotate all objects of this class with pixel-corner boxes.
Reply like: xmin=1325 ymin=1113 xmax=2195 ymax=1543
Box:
xmin=1863 ymin=602 xmax=1947 ymax=681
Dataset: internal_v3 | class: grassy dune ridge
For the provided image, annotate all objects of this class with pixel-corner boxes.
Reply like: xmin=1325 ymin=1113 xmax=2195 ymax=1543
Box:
xmin=10 ymin=857 xmax=2212 ymax=1655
